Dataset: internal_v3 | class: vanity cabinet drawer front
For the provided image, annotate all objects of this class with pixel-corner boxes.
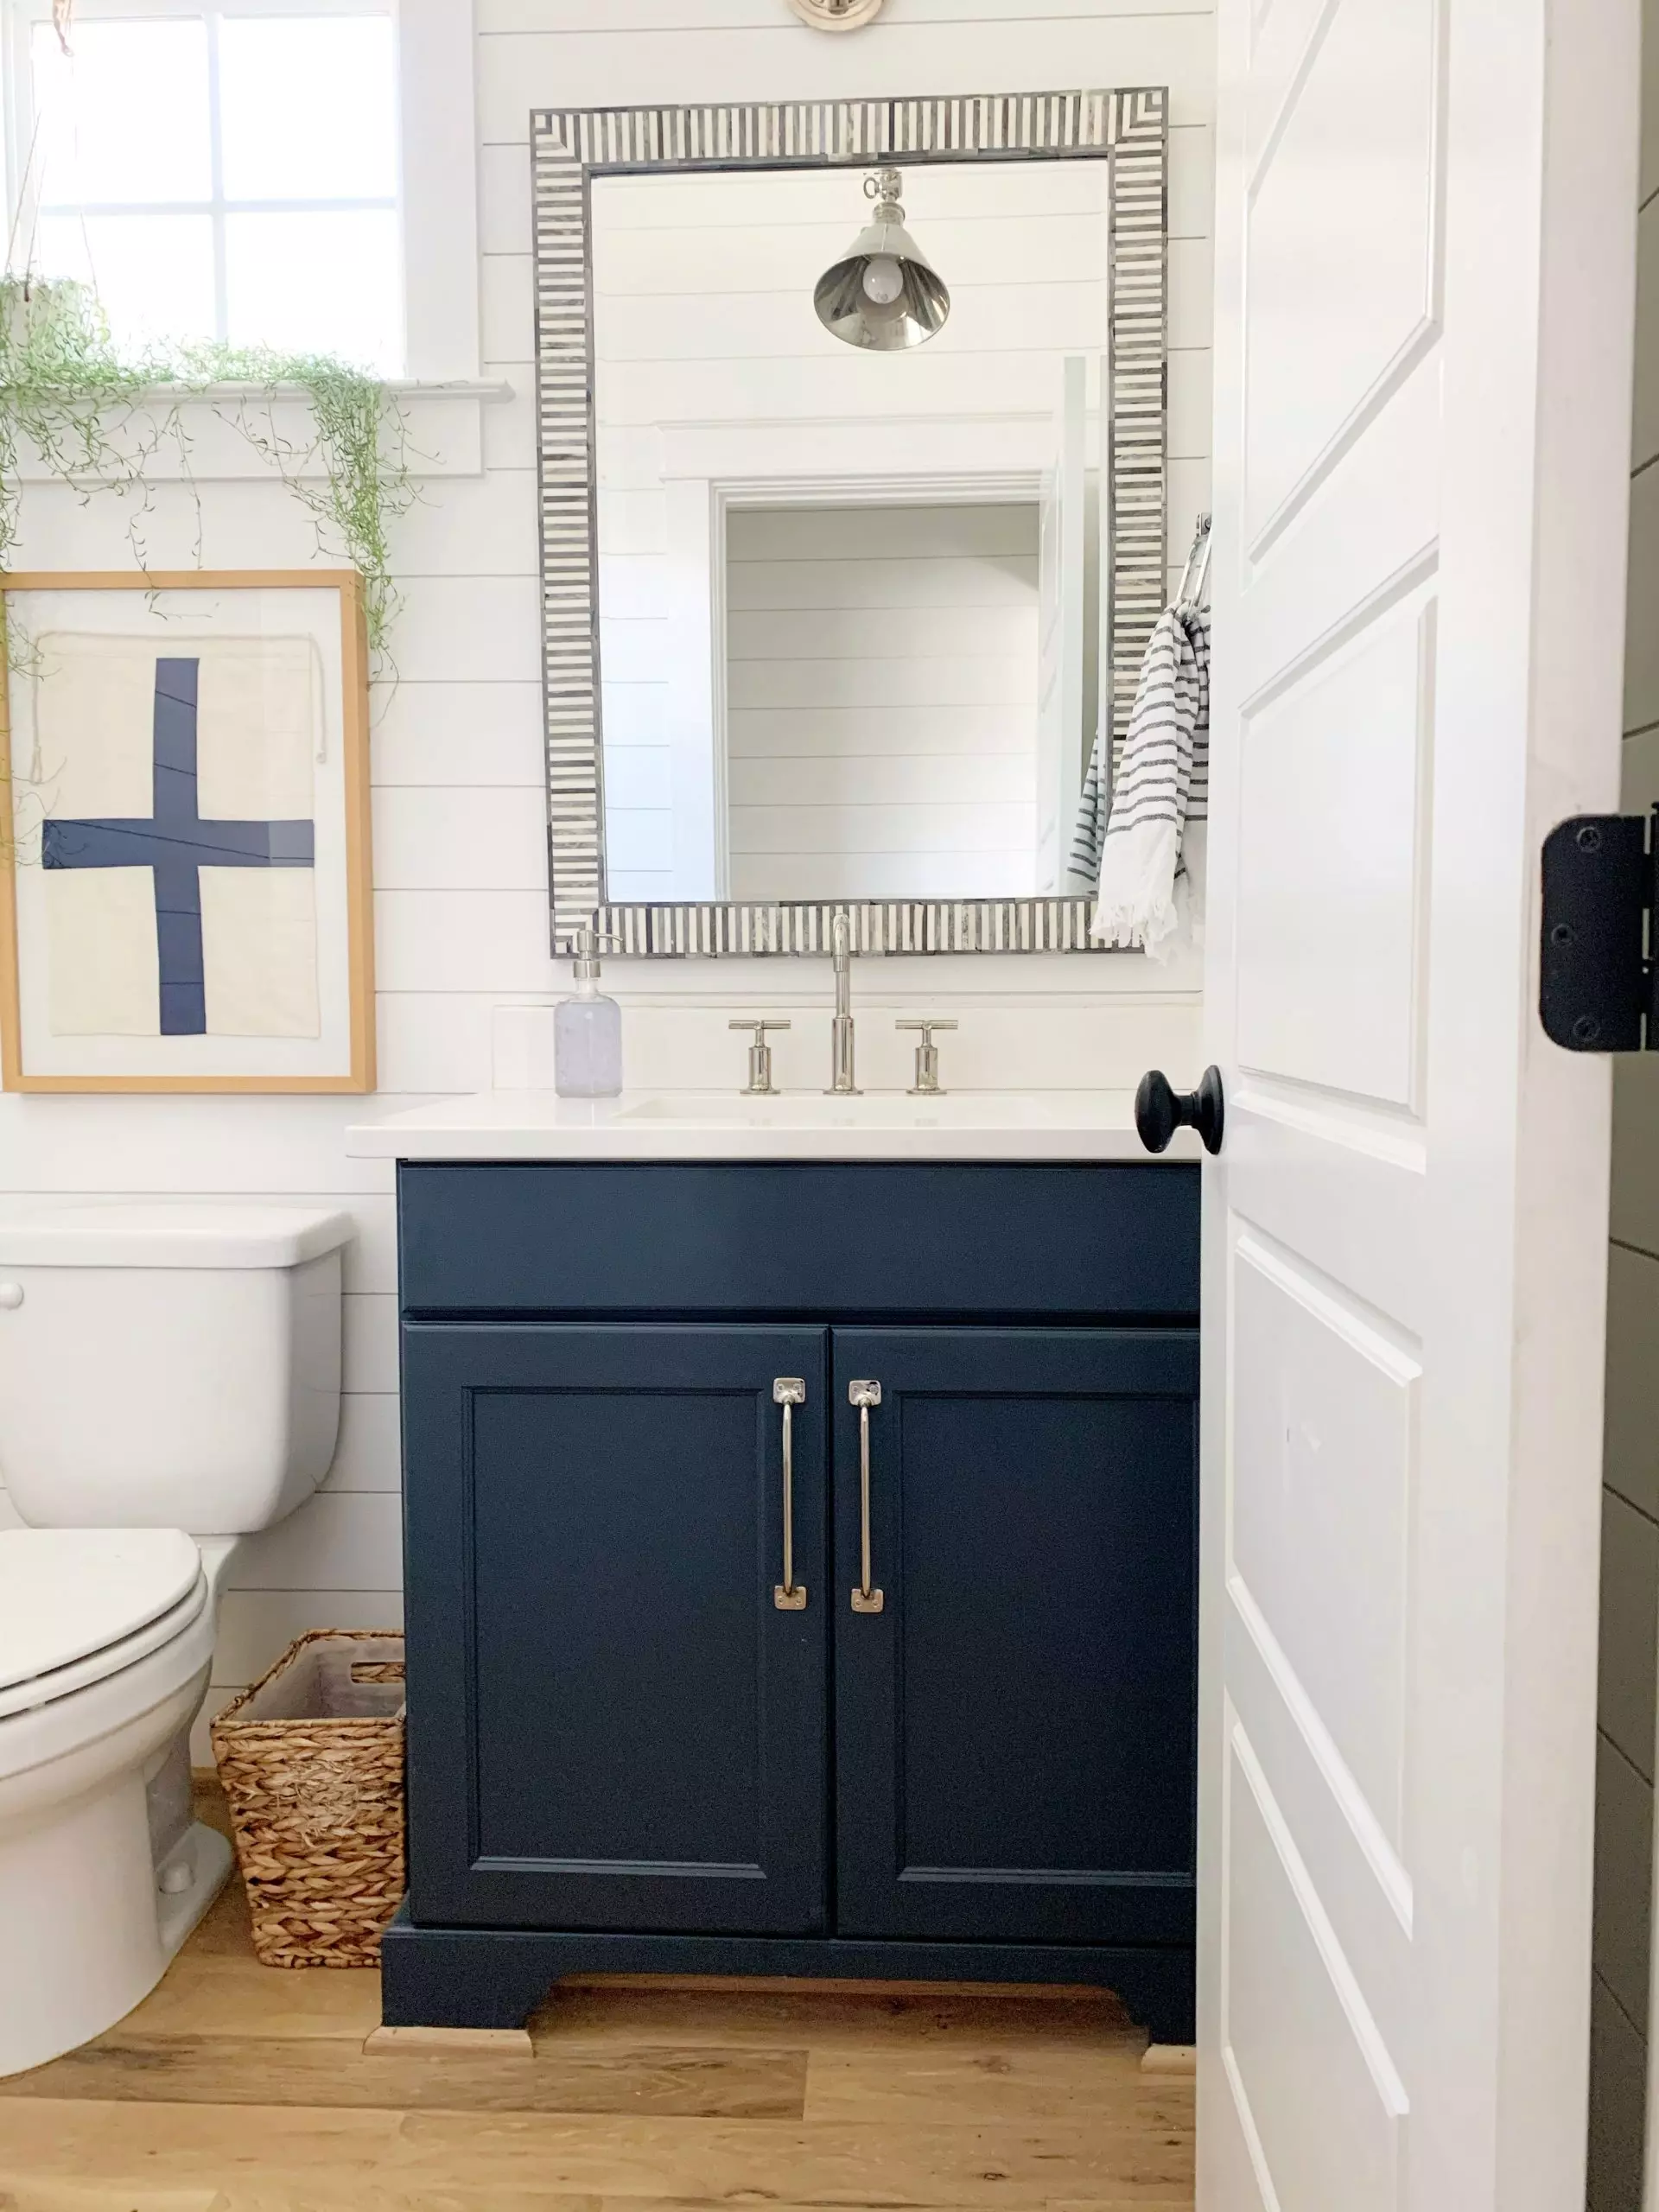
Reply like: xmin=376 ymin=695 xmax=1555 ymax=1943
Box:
xmin=398 ymin=1161 xmax=1199 ymax=1318
xmin=832 ymin=1326 xmax=1198 ymax=1948
xmin=402 ymin=1320 xmax=830 ymax=1934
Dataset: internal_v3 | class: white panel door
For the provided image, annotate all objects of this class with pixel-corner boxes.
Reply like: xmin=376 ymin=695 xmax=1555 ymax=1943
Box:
xmin=1200 ymin=4 xmax=1639 ymax=2209
xmin=1035 ymin=354 xmax=1086 ymax=892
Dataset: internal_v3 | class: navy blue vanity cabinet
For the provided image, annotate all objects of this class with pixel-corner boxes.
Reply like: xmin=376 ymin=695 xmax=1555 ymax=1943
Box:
xmin=832 ymin=1329 xmax=1198 ymax=1948
xmin=387 ymin=1160 xmax=1200 ymax=2044
xmin=401 ymin=1321 xmax=830 ymax=1935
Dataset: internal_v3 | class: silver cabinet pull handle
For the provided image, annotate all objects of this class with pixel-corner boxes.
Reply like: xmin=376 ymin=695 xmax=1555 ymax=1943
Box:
xmin=849 ymin=1379 xmax=884 ymax=1613
xmin=772 ymin=1378 xmax=807 ymax=1610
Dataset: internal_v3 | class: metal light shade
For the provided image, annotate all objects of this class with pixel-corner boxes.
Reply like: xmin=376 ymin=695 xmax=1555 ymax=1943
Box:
xmin=814 ymin=170 xmax=950 ymax=352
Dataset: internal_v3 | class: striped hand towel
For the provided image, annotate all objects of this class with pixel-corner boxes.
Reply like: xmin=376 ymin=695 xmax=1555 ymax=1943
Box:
xmin=1067 ymin=722 xmax=1110 ymax=891
xmin=1090 ymin=603 xmax=1210 ymax=958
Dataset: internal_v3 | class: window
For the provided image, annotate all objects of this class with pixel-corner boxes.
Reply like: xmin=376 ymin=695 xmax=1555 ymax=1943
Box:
xmin=7 ymin=0 xmax=404 ymax=372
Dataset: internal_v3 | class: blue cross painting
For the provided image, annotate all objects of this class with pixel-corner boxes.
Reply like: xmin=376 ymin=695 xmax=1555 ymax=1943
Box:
xmin=43 ymin=656 xmax=315 ymax=1036
xmin=29 ymin=632 xmax=324 ymax=1046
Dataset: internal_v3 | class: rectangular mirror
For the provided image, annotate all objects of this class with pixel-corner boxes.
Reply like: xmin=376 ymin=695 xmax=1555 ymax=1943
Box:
xmin=531 ymin=92 xmax=1168 ymax=956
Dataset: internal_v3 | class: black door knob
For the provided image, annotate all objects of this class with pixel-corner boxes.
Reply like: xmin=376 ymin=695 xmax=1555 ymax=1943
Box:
xmin=1135 ymin=1066 xmax=1225 ymax=1156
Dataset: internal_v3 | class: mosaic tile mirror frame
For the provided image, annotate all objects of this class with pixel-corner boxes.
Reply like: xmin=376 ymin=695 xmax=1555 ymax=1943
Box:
xmin=531 ymin=88 xmax=1169 ymax=957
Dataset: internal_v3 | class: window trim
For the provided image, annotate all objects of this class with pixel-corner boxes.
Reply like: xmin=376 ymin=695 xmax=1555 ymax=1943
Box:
xmin=1 ymin=0 xmax=480 ymax=383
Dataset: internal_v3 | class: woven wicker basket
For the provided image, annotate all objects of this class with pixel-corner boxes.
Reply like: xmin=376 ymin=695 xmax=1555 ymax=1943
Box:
xmin=211 ymin=1629 xmax=406 ymax=1968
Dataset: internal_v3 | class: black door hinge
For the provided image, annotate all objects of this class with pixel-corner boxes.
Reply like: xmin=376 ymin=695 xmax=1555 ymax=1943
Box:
xmin=1540 ymin=810 xmax=1659 ymax=1051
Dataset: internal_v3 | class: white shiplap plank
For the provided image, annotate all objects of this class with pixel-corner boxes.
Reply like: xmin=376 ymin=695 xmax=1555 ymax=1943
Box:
xmin=729 ymin=702 xmax=1035 ymax=755
xmin=323 ymin=1393 xmax=404 ymax=1494
xmin=731 ymin=752 xmax=1034 ymax=808
xmin=0 ymin=1101 xmax=394 ymax=1197
xmin=728 ymin=504 xmax=1037 ymax=562
xmin=371 ymin=680 xmax=547 ymax=788
xmin=728 ymin=849 xmax=1037 ymax=899
xmin=600 ymin=617 xmax=671 ymax=685
xmin=391 ymin=576 xmax=545 ymax=683
xmin=386 ymin=467 xmax=540 ymax=578
xmin=480 ymin=140 xmax=534 ymax=257
xmin=372 ymin=786 xmax=550 ymax=893
xmin=1167 ymin=120 xmax=1214 ymax=239
xmin=596 ymin=218 xmax=1110 ymax=293
xmin=728 ymin=654 xmax=1036 ymax=710
xmin=375 ymin=992 xmax=501 ymax=1096
xmin=343 ymin=1294 xmax=401 ymax=1396
xmin=729 ymin=603 xmax=1036 ymax=662
xmin=602 ymin=745 xmax=672 ymax=810
xmin=729 ymin=801 xmax=1038 ymax=856
xmin=373 ymin=890 xmax=562 ymax=993
xmin=727 ymin=552 xmax=1038 ymax=612
xmin=480 ymin=370 xmax=537 ymax=462
xmin=482 ymin=252 xmax=537 ymax=365
xmin=230 ymin=1492 xmax=404 ymax=1594
xmin=479 ymin=20 xmax=1216 ymax=140
xmin=213 ymin=1589 xmax=405 ymax=1688
xmin=606 ymin=807 xmax=675 ymax=874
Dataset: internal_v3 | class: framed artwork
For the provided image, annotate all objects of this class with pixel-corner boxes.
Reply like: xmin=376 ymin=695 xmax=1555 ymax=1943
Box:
xmin=0 ymin=571 xmax=374 ymax=1093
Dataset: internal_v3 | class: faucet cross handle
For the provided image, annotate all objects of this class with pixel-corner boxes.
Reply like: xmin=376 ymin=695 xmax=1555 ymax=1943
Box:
xmin=730 ymin=1017 xmax=791 ymax=1096
xmin=896 ymin=1017 xmax=958 ymax=1096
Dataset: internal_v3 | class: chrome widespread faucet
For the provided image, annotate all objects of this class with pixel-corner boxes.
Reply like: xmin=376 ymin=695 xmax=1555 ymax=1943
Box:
xmin=828 ymin=909 xmax=859 ymax=1094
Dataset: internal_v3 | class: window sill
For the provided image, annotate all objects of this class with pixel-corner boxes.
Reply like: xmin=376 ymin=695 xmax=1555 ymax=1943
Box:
xmin=16 ymin=378 xmax=515 ymax=485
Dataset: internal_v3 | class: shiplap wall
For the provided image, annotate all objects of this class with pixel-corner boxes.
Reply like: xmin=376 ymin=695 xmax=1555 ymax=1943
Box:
xmin=1590 ymin=3 xmax=1659 ymax=2202
xmin=725 ymin=502 xmax=1040 ymax=900
xmin=0 ymin=0 xmax=1216 ymax=1758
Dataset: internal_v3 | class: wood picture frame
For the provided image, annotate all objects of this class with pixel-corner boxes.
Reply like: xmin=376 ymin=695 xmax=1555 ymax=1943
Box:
xmin=0 ymin=569 xmax=375 ymax=1093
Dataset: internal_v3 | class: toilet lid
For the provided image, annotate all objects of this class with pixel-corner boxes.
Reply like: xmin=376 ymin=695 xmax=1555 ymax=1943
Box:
xmin=0 ymin=1529 xmax=203 ymax=1692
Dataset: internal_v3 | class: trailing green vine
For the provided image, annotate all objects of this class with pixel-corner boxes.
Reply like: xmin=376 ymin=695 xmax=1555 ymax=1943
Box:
xmin=0 ymin=276 xmax=412 ymax=655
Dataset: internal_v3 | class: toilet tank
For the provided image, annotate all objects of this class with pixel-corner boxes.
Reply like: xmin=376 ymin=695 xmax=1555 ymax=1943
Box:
xmin=0 ymin=1205 xmax=353 ymax=1535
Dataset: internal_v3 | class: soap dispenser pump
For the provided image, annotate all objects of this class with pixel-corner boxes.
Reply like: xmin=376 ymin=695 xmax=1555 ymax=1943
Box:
xmin=555 ymin=925 xmax=623 ymax=1098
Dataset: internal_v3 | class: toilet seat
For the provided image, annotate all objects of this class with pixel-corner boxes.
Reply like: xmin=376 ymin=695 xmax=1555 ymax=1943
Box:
xmin=0 ymin=1529 xmax=207 ymax=1721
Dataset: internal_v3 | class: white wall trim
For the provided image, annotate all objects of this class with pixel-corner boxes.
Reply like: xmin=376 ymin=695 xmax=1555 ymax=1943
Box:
xmin=398 ymin=0 xmax=483 ymax=380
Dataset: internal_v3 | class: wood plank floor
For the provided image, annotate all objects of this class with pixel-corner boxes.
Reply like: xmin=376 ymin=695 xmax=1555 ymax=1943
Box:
xmin=0 ymin=1783 xmax=1194 ymax=2212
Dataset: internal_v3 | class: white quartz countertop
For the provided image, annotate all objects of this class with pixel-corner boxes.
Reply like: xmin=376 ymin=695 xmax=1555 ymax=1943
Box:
xmin=346 ymin=1090 xmax=1198 ymax=1163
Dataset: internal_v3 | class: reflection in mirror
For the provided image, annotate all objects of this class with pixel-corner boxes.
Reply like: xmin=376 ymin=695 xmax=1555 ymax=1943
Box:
xmin=724 ymin=501 xmax=1038 ymax=902
xmin=591 ymin=161 xmax=1115 ymax=907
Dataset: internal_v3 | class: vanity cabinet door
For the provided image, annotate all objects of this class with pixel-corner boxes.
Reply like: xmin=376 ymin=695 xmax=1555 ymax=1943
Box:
xmin=402 ymin=1322 xmax=830 ymax=1934
xmin=832 ymin=1328 xmax=1198 ymax=1948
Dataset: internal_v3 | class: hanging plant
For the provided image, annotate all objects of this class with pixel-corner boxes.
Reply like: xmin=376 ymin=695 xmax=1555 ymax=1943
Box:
xmin=0 ymin=275 xmax=413 ymax=656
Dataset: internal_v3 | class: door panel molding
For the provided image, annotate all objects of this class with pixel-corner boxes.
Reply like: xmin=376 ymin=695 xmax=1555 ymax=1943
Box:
xmin=1222 ymin=1713 xmax=1408 ymax=2212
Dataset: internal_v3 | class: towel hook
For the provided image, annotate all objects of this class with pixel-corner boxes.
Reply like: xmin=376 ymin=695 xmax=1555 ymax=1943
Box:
xmin=1178 ymin=512 xmax=1212 ymax=608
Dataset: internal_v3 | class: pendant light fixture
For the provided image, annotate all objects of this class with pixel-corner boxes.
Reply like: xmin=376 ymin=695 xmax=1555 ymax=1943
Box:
xmin=813 ymin=167 xmax=950 ymax=353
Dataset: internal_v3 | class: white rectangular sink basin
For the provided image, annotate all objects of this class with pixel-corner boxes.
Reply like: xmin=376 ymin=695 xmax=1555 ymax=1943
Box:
xmin=614 ymin=1091 xmax=1091 ymax=1128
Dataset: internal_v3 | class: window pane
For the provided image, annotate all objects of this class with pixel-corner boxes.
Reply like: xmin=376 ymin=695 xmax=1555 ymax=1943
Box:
xmin=219 ymin=17 xmax=396 ymax=202
xmin=36 ymin=213 xmax=215 ymax=352
xmin=30 ymin=21 xmax=212 ymax=207
xmin=226 ymin=210 xmax=401 ymax=371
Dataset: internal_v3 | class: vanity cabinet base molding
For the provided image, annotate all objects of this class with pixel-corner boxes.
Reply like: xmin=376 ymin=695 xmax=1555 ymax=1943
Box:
xmin=379 ymin=1914 xmax=1198 ymax=2045
xmin=395 ymin=1161 xmax=1199 ymax=2044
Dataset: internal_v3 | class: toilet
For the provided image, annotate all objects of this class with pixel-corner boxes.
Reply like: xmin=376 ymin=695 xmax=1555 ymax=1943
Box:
xmin=0 ymin=1202 xmax=353 ymax=2078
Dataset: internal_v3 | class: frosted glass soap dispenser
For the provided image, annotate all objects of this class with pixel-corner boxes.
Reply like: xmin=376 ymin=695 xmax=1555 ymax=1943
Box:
xmin=554 ymin=926 xmax=623 ymax=1097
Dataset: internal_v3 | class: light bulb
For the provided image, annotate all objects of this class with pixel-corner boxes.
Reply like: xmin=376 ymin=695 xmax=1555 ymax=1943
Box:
xmin=861 ymin=255 xmax=904 ymax=306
